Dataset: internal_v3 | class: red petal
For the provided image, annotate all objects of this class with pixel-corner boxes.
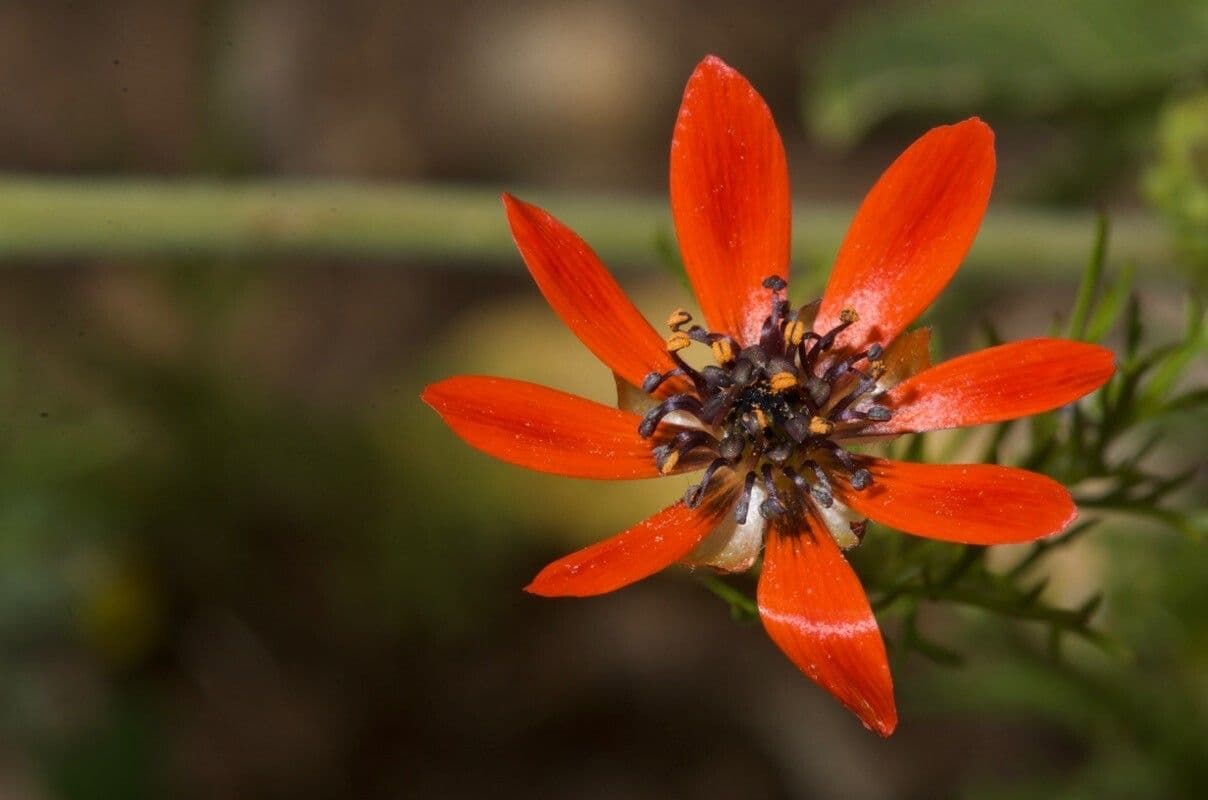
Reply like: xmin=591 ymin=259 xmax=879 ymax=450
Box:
xmin=758 ymin=519 xmax=897 ymax=736
xmin=526 ymin=489 xmax=736 ymax=597
xmin=421 ymin=376 xmax=661 ymax=479
xmin=670 ymin=55 xmax=791 ymax=345
xmin=816 ymin=119 xmax=995 ymax=353
xmin=879 ymin=327 xmax=932 ymax=388
xmin=867 ymin=338 xmax=1115 ymax=435
xmin=837 ymin=458 xmax=1077 ymax=544
xmin=503 ymin=194 xmax=682 ymax=393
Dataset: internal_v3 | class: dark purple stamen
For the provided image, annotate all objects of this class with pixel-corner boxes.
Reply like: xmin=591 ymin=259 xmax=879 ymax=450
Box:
xmin=758 ymin=464 xmax=788 ymax=519
xmin=784 ymin=414 xmax=810 ymax=443
xmin=701 ymin=365 xmax=733 ymax=388
xmin=734 ymin=470 xmax=758 ymax=524
xmin=684 ymin=457 xmax=727 ymax=508
xmin=639 ymin=395 xmax=702 ymax=438
xmin=642 ymin=368 xmax=687 ymax=394
xmin=637 ymin=275 xmax=895 ymax=524
xmin=700 ymin=389 xmax=737 ymax=425
xmin=803 ymin=460 xmax=835 ymax=507
xmin=718 ymin=434 xmax=745 ymax=461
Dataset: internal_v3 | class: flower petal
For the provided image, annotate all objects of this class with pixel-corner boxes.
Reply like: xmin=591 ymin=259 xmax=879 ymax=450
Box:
xmin=685 ymin=478 xmax=767 ymax=572
xmin=816 ymin=119 xmax=995 ymax=353
xmin=670 ymin=55 xmax=791 ymax=345
xmin=836 ymin=458 xmax=1077 ymax=544
xmin=421 ymin=375 xmax=661 ymax=479
xmin=758 ymin=518 xmax=897 ymax=736
xmin=814 ymin=497 xmax=866 ymax=551
xmin=526 ymin=489 xmax=737 ymax=597
xmin=503 ymin=194 xmax=682 ymax=393
xmin=866 ymin=338 xmax=1115 ymax=435
xmin=878 ymin=327 xmax=932 ymax=390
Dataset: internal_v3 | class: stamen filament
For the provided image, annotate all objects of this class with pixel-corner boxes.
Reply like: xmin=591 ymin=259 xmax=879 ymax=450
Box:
xmin=639 ymin=277 xmax=893 ymax=535
xmin=734 ymin=470 xmax=758 ymax=524
xmin=639 ymin=395 xmax=702 ymax=438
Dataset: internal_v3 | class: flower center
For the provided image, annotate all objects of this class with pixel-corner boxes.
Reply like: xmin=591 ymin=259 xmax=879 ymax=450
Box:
xmin=638 ymin=275 xmax=893 ymax=526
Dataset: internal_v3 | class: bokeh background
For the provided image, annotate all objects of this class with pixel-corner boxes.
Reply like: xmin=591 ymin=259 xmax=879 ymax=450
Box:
xmin=0 ymin=1 xmax=1204 ymax=798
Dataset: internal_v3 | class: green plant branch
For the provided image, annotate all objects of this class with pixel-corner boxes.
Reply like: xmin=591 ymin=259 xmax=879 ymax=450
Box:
xmin=698 ymin=227 xmax=1204 ymax=659
xmin=697 ymin=573 xmax=758 ymax=622
xmin=0 ymin=176 xmax=1176 ymax=276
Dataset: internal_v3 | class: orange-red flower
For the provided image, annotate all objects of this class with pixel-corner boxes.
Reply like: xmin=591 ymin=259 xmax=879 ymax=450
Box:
xmin=422 ymin=56 xmax=1114 ymax=736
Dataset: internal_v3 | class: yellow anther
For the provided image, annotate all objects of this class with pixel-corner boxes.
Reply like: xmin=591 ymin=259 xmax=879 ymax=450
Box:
xmin=868 ymin=360 xmax=887 ymax=379
xmin=784 ymin=319 xmax=808 ymax=347
xmin=753 ymin=408 xmax=771 ymax=430
xmin=770 ymin=371 xmax=798 ymax=393
xmin=809 ymin=416 xmax=835 ymax=436
xmin=665 ymin=331 xmax=691 ymax=352
xmin=711 ymin=338 xmax=735 ymax=364
xmin=839 ymin=307 xmax=860 ymax=324
xmin=665 ymin=308 xmax=692 ymax=330
xmin=659 ymin=450 xmax=681 ymax=475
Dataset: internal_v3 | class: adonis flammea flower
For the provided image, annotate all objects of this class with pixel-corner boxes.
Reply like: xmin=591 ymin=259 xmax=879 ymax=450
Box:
xmin=423 ymin=56 xmax=1114 ymax=735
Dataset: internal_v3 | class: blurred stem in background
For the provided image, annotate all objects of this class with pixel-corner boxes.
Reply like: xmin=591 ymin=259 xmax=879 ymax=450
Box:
xmin=0 ymin=177 xmax=1178 ymax=283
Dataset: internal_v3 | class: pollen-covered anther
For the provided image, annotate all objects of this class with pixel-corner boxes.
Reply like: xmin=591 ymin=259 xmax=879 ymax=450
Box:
xmin=665 ymin=330 xmax=692 ymax=352
xmin=711 ymin=337 xmax=735 ymax=364
xmin=666 ymin=309 xmax=692 ymax=330
xmin=733 ymin=471 xmax=758 ymax=524
xmin=762 ymin=274 xmax=788 ymax=292
xmin=809 ymin=416 xmax=835 ymax=436
xmin=701 ymin=365 xmax=732 ymax=389
xmin=739 ymin=345 xmax=769 ymax=369
xmin=640 ymin=295 xmax=884 ymax=517
xmin=784 ymin=318 xmax=807 ymax=347
xmin=865 ymin=405 xmax=893 ymax=422
xmin=784 ymin=415 xmax=810 ymax=443
xmin=806 ymin=377 xmax=831 ymax=407
xmin=718 ymin=434 xmax=745 ymax=461
xmin=769 ymin=371 xmax=798 ymax=393
xmin=850 ymin=468 xmax=872 ymax=490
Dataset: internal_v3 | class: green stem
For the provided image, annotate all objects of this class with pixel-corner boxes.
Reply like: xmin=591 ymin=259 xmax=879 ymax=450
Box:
xmin=0 ymin=176 xmax=1175 ymax=277
xmin=697 ymin=574 xmax=758 ymax=621
xmin=1067 ymin=210 xmax=1109 ymax=339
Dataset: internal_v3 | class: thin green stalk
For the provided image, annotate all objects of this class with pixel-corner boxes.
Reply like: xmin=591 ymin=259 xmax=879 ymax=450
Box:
xmin=0 ymin=177 xmax=1175 ymax=278
xmin=1067 ymin=210 xmax=1110 ymax=339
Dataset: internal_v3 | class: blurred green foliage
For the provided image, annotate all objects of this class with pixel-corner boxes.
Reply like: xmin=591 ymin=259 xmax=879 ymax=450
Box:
xmin=807 ymin=0 xmax=1208 ymax=201
xmin=1145 ymin=90 xmax=1208 ymax=275
xmin=0 ymin=268 xmax=542 ymax=795
xmin=920 ymin=241 xmax=1206 ymax=798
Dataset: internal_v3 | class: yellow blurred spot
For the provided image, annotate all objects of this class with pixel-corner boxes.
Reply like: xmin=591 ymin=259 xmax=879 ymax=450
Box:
xmin=784 ymin=319 xmax=807 ymax=347
xmin=809 ymin=416 xmax=835 ymax=435
xmin=665 ymin=309 xmax=692 ymax=330
xmin=666 ymin=331 xmax=691 ymax=352
xmin=770 ymin=371 xmax=798 ymax=393
xmin=711 ymin=338 xmax=735 ymax=364
xmin=77 ymin=560 xmax=158 ymax=666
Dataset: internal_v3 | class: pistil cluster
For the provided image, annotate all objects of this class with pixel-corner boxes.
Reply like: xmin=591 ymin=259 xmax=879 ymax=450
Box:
xmin=638 ymin=276 xmax=893 ymax=527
